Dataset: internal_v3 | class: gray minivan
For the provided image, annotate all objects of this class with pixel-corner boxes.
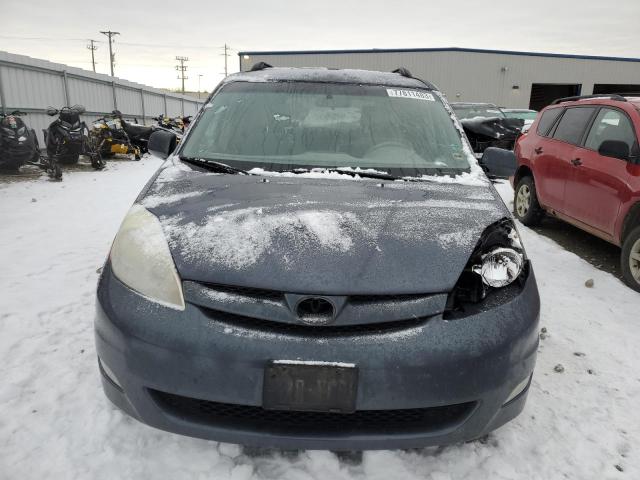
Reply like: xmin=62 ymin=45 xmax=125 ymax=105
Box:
xmin=95 ymin=66 xmax=540 ymax=450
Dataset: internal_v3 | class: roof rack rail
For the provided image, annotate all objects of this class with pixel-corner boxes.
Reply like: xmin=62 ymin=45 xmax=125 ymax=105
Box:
xmin=392 ymin=67 xmax=413 ymax=78
xmin=391 ymin=67 xmax=437 ymax=90
xmin=552 ymin=94 xmax=628 ymax=105
xmin=250 ymin=62 xmax=273 ymax=72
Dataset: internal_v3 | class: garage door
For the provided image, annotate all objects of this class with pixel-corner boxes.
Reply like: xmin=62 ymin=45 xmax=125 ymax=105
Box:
xmin=592 ymin=84 xmax=640 ymax=95
xmin=529 ymin=84 xmax=582 ymax=111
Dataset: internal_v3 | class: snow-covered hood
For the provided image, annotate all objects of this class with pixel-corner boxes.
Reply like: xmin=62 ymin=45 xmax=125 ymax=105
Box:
xmin=141 ymin=162 xmax=509 ymax=294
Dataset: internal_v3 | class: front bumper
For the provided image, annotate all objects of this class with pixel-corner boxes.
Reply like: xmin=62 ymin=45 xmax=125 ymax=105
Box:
xmin=95 ymin=264 xmax=540 ymax=450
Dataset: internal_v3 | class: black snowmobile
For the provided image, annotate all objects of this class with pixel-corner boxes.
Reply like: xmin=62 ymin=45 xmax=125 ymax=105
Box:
xmin=44 ymin=105 xmax=104 ymax=171
xmin=0 ymin=111 xmax=41 ymax=172
xmin=111 ymin=110 xmax=154 ymax=154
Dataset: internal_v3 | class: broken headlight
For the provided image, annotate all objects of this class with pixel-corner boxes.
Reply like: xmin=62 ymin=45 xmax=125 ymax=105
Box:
xmin=472 ymin=247 xmax=524 ymax=288
xmin=445 ymin=218 xmax=526 ymax=315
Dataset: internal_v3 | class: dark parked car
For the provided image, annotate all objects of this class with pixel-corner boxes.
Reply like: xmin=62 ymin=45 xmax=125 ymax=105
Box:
xmin=502 ymin=108 xmax=538 ymax=126
xmin=451 ymin=102 xmax=524 ymax=156
xmin=514 ymin=94 xmax=640 ymax=292
xmin=96 ymin=66 xmax=540 ymax=450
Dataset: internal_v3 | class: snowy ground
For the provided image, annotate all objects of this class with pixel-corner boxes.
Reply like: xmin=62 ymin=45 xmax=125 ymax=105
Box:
xmin=1 ymin=158 xmax=638 ymax=479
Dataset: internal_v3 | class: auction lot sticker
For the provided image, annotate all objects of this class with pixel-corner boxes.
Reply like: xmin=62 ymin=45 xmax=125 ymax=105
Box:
xmin=386 ymin=89 xmax=435 ymax=101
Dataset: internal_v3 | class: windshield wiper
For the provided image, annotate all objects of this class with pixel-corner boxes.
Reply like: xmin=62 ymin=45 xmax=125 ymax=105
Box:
xmin=179 ymin=156 xmax=251 ymax=175
xmin=280 ymin=167 xmax=401 ymax=181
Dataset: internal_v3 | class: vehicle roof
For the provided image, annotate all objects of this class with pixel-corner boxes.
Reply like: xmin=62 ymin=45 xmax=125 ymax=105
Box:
xmin=223 ymin=67 xmax=436 ymax=90
xmin=549 ymin=95 xmax=640 ymax=109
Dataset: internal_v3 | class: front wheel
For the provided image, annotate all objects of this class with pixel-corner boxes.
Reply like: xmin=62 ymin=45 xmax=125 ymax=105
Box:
xmin=621 ymin=226 xmax=640 ymax=293
xmin=514 ymin=176 xmax=544 ymax=226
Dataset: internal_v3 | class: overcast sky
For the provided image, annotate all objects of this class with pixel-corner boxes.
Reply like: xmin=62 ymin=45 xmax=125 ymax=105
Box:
xmin=1 ymin=0 xmax=638 ymax=91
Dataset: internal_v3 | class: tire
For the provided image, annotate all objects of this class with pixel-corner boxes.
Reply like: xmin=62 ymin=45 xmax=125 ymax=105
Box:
xmin=621 ymin=225 xmax=640 ymax=293
xmin=514 ymin=176 xmax=544 ymax=226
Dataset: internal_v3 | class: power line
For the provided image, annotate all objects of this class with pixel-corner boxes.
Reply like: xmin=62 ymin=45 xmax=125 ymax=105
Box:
xmin=100 ymin=30 xmax=120 ymax=76
xmin=87 ymin=40 xmax=98 ymax=72
xmin=175 ymin=56 xmax=189 ymax=94
xmin=220 ymin=44 xmax=231 ymax=77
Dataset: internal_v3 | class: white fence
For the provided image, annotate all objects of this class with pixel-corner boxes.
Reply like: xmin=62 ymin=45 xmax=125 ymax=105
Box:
xmin=0 ymin=51 xmax=205 ymax=145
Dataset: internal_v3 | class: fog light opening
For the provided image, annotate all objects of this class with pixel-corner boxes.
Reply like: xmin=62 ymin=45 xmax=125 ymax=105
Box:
xmin=99 ymin=358 xmax=123 ymax=391
xmin=503 ymin=374 xmax=532 ymax=405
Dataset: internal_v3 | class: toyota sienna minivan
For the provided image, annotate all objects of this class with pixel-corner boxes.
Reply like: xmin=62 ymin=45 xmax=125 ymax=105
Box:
xmin=95 ymin=65 xmax=540 ymax=450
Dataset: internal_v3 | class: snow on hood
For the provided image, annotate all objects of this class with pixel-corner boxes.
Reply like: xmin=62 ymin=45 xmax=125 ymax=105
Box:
xmin=141 ymin=169 xmax=508 ymax=294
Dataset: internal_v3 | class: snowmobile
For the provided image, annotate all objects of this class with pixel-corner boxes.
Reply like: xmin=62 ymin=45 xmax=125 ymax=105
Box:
xmin=44 ymin=106 xmax=104 ymax=172
xmin=0 ymin=110 xmax=62 ymax=179
xmin=90 ymin=113 xmax=141 ymax=160
xmin=110 ymin=110 xmax=154 ymax=154
xmin=154 ymin=115 xmax=185 ymax=142
xmin=0 ymin=110 xmax=41 ymax=171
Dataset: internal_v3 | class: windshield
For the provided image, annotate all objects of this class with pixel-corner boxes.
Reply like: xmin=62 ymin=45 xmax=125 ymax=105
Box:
xmin=452 ymin=105 xmax=506 ymax=120
xmin=504 ymin=110 xmax=538 ymax=121
xmin=180 ymin=82 xmax=472 ymax=176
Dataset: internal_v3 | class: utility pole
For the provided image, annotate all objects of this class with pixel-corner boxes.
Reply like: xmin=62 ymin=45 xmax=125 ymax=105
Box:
xmin=220 ymin=44 xmax=231 ymax=77
xmin=175 ymin=56 xmax=189 ymax=94
xmin=87 ymin=39 xmax=98 ymax=73
xmin=198 ymin=74 xmax=203 ymax=99
xmin=100 ymin=30 xmax=120 ymax=76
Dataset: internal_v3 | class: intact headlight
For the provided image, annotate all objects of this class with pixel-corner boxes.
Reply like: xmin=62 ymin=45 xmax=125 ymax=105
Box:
xmin=472 ymin=247 xmax=524 ymax=288
xmin=109 ymin=204 xmax=185 ymax=310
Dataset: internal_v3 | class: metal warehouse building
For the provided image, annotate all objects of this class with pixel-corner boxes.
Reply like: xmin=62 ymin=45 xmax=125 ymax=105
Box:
xmin=238 ymin=47 xmax=640 ymax=110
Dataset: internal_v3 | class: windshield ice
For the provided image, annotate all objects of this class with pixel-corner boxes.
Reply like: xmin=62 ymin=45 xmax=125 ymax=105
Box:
xmin=181 ymin=82 xmax=472 ymax=176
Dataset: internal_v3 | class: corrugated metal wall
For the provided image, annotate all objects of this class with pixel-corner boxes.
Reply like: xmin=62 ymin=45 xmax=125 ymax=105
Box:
xmin=0 ymin=50 xmax=204 ymax=144
xmin=238 ymin=50 xmax=640 ymax=109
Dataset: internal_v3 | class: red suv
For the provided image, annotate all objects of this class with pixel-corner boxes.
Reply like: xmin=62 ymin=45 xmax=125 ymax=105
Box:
xmin=514 ymin=94 xmax=640 ymax=292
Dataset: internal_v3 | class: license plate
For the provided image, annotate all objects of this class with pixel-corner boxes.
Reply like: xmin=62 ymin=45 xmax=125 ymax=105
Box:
xmin=263 ymin=361 xmax=358 ymax=413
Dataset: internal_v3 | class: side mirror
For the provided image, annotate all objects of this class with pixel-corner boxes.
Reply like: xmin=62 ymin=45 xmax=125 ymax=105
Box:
xmin=479 ymin=147 xmax=517 ymax=179
xmin=72 ymin=105 xmax=86 ymax=114
xmin=46 ymin=107 xmax=58 ymax=116
xmin=598 ymin=140 xmax=629 ymax=161
xmin=148 ymin=130 xmax=177 ymax=159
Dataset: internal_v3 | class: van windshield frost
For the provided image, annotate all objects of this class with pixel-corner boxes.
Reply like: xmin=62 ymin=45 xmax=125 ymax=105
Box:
xmin=181 ymin=82 xmax=472 ymax=176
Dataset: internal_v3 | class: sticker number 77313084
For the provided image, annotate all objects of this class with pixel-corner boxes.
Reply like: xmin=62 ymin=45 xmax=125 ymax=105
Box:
xmin=386 ymin=89 xmax=435 ymax=101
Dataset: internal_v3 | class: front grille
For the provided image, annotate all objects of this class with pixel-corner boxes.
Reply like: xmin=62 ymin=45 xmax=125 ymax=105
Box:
xmin=200 ymin=307 xmax=428 ymax=336
xmin=151 ymin=390 xmax=475 ymax=434
xmin=200 ymin=282 xmax=284 ymax=301
xmin=349 ymin=293 xmax=428 ymax=304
